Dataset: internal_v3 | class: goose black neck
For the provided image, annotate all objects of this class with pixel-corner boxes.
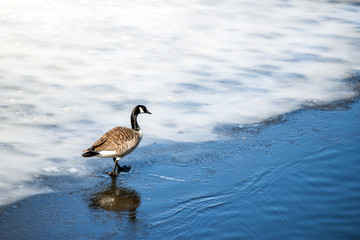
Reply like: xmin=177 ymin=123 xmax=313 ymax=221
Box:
xmin=131 ymin=108 xmax=141 ymax=131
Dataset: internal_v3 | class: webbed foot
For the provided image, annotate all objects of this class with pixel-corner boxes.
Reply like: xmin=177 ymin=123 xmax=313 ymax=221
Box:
xmin=118 ymin=165 xmax=131 ymax=172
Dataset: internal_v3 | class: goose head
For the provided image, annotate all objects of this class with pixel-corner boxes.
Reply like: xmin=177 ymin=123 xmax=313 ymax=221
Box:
xmin=136 ymin=105 xmax=151 ymax=115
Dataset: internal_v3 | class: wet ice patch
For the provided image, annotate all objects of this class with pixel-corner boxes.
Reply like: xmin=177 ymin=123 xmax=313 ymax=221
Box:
xmin=67 ymin=167 xmax=79 ymax=173
xmin=152 ymin=174 xmax=186 ymax=182
xmin=41 ymin=167 xmax=61 ymax=173
xmin=0 ymin=0 xmax=359 ymax=143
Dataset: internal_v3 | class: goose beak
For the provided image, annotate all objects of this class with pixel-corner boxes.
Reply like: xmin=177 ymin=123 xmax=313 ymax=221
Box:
xmin=146 ymin=110 xmax=152 ymax=114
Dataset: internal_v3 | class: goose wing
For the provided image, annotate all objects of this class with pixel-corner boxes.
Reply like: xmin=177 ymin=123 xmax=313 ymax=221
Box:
xmin=84 ymin=127 xmax=139 ymax=154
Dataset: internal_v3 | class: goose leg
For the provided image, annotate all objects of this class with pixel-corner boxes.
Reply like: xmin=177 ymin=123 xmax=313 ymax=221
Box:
xmin=112 ymin=157 xmax=131 ymax=173
xmin=113 ymin=157 xmax=122 ymax=172
xmin=108 ymin=157 xmax=131 ymax=176
xmin=108 ymin=158 xmax=120 ymax=176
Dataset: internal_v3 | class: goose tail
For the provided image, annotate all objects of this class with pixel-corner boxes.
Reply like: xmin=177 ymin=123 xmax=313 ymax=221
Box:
xmin=82 ymin=149 xmax=99 ymax=158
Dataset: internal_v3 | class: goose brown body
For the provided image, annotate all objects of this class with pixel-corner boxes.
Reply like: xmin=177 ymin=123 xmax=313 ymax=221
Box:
xmin=83 ymin=127 xmax=142 ymax=158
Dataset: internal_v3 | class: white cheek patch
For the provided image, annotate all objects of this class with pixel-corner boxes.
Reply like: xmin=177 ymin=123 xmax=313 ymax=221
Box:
xmin=139 ymin=107 xmax=145 ymax=113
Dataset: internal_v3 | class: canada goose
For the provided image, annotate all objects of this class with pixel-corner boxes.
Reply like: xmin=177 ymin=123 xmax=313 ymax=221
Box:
xmin=82 ymin=105 xmax=151 ymax=176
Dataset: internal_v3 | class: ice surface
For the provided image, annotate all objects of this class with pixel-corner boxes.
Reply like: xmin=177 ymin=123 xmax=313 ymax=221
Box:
xmin=0 ymin=0 xmax=359 ymax=205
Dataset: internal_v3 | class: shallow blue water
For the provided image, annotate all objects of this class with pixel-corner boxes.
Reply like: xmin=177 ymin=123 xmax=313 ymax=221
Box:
xmin=138 ymin=101 xmax=360 ymax=239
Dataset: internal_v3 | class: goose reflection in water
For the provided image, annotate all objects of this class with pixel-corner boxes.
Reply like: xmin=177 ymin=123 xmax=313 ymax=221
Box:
xmin=89 ymin=178 xmax=141 ymax=221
